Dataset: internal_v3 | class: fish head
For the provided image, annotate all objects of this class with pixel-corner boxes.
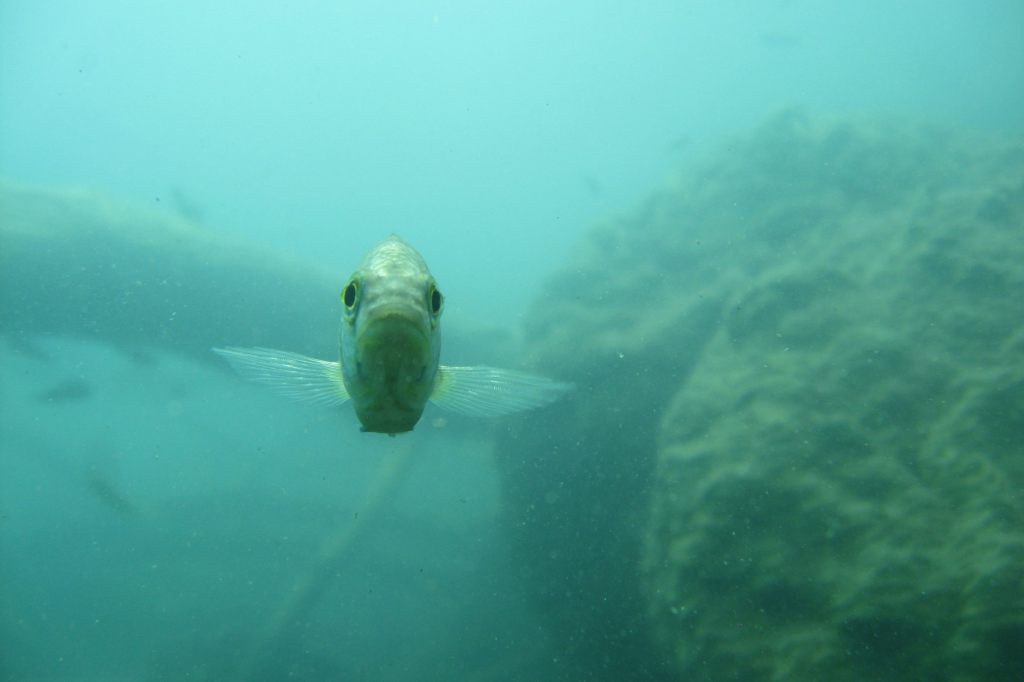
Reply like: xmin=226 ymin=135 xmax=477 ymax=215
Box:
xmin=339 ymin=236 xmax=443 ymax=434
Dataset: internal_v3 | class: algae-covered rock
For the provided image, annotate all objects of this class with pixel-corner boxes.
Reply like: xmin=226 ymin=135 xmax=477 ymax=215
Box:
xmin=0 ymin=181 xmax=341 ymax=359
xmin=496 ymin=112 xmax=1024 ymax=680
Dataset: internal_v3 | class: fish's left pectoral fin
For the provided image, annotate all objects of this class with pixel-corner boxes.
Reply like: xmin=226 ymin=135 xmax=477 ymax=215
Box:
xmin=430 ymin=365 xmax=573 ymax=417
xmin=212 ymin=346 xmax=350 ymax=407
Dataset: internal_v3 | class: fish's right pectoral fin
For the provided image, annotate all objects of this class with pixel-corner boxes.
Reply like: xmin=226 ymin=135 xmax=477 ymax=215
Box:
xmin=212 ymin=347 xmax=349 ymax=407
xmin=430 ymin=365 xmax=573 ymax=417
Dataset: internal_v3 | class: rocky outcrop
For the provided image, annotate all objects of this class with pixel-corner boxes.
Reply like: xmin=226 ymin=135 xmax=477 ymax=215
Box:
xmin=496 ymin=112 xmax=1024 ymax=681
xmin=0 ymin=181 xmax=340 ymax=359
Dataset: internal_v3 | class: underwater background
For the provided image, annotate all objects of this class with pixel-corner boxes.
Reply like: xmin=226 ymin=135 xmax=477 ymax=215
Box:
xmin=1 ymin=2 xmax=1023 ymax=681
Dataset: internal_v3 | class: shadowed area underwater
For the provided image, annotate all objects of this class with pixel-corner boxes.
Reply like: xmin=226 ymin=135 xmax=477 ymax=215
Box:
xmin=2 ymin=110 xmax=1023 ymax=681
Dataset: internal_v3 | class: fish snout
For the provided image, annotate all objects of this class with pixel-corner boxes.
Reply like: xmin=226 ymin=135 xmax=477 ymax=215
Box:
xmin=359 ymin=305 xmax=429 ymax=344
xmin=355 ymin=303 xmax=433 ymax=383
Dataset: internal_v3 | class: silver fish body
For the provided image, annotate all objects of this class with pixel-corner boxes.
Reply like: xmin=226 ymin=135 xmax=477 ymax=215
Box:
xmin=215 ymin=236 xmax=571 ymax=435
xmin=340 ymin=236 xmax=442 ymax=433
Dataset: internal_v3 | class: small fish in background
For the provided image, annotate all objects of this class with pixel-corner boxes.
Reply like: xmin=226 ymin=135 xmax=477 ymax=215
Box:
xmin=582 ymin=175 xmax=604 ymax=197
xmin=34 ymin=377 xmax=93 ymax=404
xmin=215 ymin=235 xmax=572 ymax=435
xmin=124 ymin=348 xmax=159 ymax=367
xmin=168 ymin=186 xmax=205 ymax=225
xmin=85 ymin=465 xmax=141 ymax=519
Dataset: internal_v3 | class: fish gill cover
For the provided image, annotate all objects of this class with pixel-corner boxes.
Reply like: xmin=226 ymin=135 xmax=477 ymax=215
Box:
xmin=495 ymin=110 xmax=1024 ymax=681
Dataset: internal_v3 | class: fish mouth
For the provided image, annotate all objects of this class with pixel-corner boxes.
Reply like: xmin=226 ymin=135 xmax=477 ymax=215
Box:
xmin=354 ymin=307 xmax=432 ymax=383
xmin=351 ymin=306 xmax=434 ymax=433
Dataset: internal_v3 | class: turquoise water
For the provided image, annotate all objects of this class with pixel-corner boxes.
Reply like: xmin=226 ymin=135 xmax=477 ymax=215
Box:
xmin=2 ymin=3 xmax=1023 ymax=681
xmin=2 ymin=1 xmax=1021 ymax=328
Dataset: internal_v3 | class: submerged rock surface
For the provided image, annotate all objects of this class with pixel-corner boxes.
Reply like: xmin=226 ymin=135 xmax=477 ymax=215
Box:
xmin=496 ymin=112 xmax=1024 ymax=680
xmin=0 ymin=181 xmax=340 ymax=359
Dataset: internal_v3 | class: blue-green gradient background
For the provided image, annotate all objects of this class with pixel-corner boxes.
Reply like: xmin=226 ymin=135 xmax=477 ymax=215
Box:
xmin=1 ymin=2 xmax=1022 ymax=681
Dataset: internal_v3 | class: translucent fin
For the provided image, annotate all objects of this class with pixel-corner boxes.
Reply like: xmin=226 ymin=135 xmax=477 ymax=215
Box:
xmin=212 ymin=347 xmax=349 ymax=407
xmin=430 ymin=365 xmax=573 ymax=417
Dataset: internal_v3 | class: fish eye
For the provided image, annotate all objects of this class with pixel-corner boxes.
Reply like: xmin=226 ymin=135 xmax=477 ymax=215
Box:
xmin=342 ymin=281 xmax=358 ymax=309
xmin=429 ymin=285 xmax=443 ymax=315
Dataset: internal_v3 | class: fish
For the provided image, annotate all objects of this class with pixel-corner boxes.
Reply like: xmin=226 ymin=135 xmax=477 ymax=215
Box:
xmin=85 ymin=466 xmax=141 ymax=518
xmin=34 ymin=377 xmax=93 ymax=404
xmin=214 ymin=235 xmax=572 ymax=435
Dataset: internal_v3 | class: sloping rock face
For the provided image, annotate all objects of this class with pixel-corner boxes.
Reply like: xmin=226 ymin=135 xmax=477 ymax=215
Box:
xmin=496 ymin=112 xmax=1024 ymax=681
xmin=0 ymin=182 xmax=340 ymax=359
